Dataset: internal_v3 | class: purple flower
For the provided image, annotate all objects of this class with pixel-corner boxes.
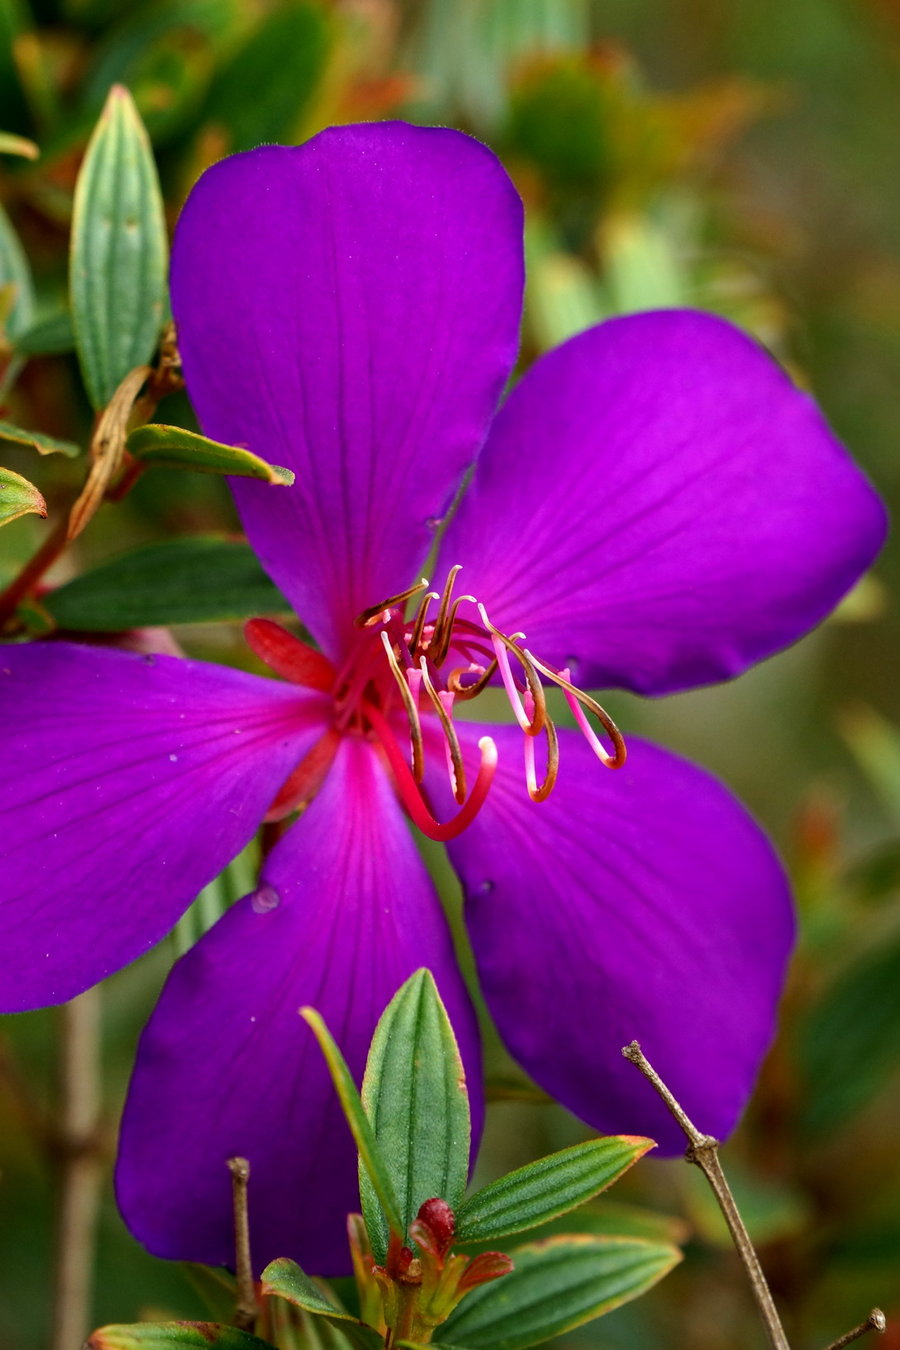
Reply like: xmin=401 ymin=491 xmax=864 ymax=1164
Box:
xmin=0 ymin=123 xmax=886 ymax=1274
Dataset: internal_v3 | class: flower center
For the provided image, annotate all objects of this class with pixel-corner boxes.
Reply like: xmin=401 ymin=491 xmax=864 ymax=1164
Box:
xmin=245 ymin=567 xmax=625 ymax=840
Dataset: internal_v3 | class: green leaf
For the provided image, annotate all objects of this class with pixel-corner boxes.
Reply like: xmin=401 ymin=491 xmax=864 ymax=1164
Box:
xmin=0 ymin=465 xmax=46 ymax=525
xmin=442 ymin=1235 xmax=681 ymax=1350
xmin=85 ymin=1324 xmax=276 ymax=1350
xmin=14 ymin=308 xmax=76 ymax=355
xmin=260 ymin=1258 xmax=382 ymax=1349
xmin=360 ymin=969 xmax=470 ymax=1263
xmin=70 ymin=83 xmax=168 ymax=410
xmin=799 ymin=935 xmax=900 ymax=1137
xmin=841 ymin=704 xmax=900 ymax=821
xmin=39 ymin=536 xmax=288 ymax=630
xmin=0 ymin=418 xmax=80 ymax=457
xmin=455 ymin=1136 xmax=653 ymax=1244
xmin=0 ymin=199 xmax=34 ymax=338
xmin=126 ymin=424 xmax=294 ymax=484
xmin=300 ymin=1007 xmax=405 ymax=1241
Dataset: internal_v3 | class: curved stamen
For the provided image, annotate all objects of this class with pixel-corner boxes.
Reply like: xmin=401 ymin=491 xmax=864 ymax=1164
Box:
xmin=447 ymin=657 xmax=499 ymax=701
xmin=366 ymin=702 xmax=497 ymax=842
xmin=523 ymin=692 xmax=560 ymax=802
xmin=527 ymin=653 xmax=627 ymax=769
xmin=379 ymin=631 xmax=425 ymax=780
xmin=428 ymin=564 xmax=461 ymax=655
xmin=408 ymin=587 xmax=441 ymax=655
xmin=477 ymin=603 xmax=546 ymax=735
xmin=419 ymin=657 xmax=466 ymax=804
xmin=356 ymin=578 xmax=429 ymax=629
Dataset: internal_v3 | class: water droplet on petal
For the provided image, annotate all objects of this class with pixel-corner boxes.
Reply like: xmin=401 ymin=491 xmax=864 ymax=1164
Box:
xmin=477 ymin=879 xmax=495 ymax=895
xmin=250 ymin=882 xmax=280 ymax=914
xmin=168 ymin=753 xmax=178 ymax=763
xmin=426 ymin=515 xmax=443 ymax=532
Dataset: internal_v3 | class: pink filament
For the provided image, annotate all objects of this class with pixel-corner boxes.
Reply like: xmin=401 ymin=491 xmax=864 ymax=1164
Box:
xmin=365 ymin=701 xmax=497 ymax=842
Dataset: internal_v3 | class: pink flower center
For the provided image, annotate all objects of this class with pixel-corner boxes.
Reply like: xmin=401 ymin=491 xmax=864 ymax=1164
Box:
xmin=245 ymin=567 xmax=625 ymax=840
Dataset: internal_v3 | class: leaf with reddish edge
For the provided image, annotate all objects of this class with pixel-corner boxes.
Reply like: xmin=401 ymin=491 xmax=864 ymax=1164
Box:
xmin=300 ymin=1007 xmax=405 ymax=1242
xmin=454 ymin=1136 xmax=654 ymax=1244
xmin=360 ymin=969 xmax=471 ymax=1264
xmin=0 ymin=465 xmax=46 ymax=525
xmin=442 ymin=1235 xmax=681 ymax=1350
xmin=126 ymin=424 xmax=294 ymax=485
xmin=0 ymin=418 xmax=80 ymax=457
xmin=84 ymin=1323 xmax=276 ymax=1349
xmin=260 ymin=1257 xmax=382 ymax=1349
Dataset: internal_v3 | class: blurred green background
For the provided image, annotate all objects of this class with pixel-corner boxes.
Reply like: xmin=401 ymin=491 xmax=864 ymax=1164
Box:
xmin=1 ymin=0 xmax=899 ymax=1346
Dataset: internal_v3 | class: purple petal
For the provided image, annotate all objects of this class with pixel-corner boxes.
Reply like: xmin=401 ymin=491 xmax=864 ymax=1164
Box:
xmin=172 ymin=122 xmax=524 ymax=659
xmin=0 ymin=642 xmax=326 ymax=1011
xmin=116 ymin=736 xmax=481 ymax=1275
xmin=443 ymin=722 xmax=794 ymax=1152
xmin=438 ymin=310 xmax=886 ymax=695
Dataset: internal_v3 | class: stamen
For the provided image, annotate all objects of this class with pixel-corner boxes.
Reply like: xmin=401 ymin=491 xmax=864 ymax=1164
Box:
xmin=447 ymin=657 xmax=498 ymax=701
xmin=366 ymin=702 xmax=497 ymax=842
xmin=528 ymin=653 xmax=627 ymax=769
xmin=355 ymin=578 xmax=429 ymax=628
xmin=244 ymin=618 xmax=335 ymax=692
xmin=419 ymin=658 xmax=466 ymax=804
xmin=429 ymin=564 xmax=462 ymax=654
xmin=379 ymin=631 xmax=425 ymax=780
xmin=408 ymin=587 xmax=441 ymax=655
xmin=523 ymin=692 xmax=560 ymax=802
xmin=477 ymin=603 xmax=546 ymax=735
xmin=264 ymin=728 xmax=341 ymax=821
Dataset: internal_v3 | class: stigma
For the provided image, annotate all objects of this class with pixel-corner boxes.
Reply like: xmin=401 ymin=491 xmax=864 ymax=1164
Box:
xmin=245 ymin=567 xmax=625 ymax=842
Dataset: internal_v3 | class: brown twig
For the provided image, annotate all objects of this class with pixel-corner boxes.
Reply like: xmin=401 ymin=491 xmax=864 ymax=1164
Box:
xmin=50 ymin=988 xmax=103 ymax=1350
xmin=622 ymin=1040 xmax=791 ymax=1350
xmin=822 ymin=1310 xmax=886 ymax=1350
xmin=228 ymin=1156 xmax=257 ymax=1331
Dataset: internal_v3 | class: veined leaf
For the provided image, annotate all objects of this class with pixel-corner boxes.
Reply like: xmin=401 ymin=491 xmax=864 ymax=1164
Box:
xmin=300 ymin=1007 xmax=404 ymax=1242
xmin=360 ymin=969 xmax=470 ymax=1263
xmin=0 ymin=418 xmax=80 ymax=457
xmin=261 ymin=1258 xmax=382 ymax=1350
xmin=455 ymin=1136 xmax=653 ymax=1244
xmin=70 ymin=83 xmax=168 ymax=409
xmin=85 ymin=1324 xmax=276 ymax=1349
xmin=442 ymin=1235 xmax=681 ymax=1350
xmin=0 ymin=465 xmax=46 ymax=525
xmin=127 ymin=424 xmax=294 ymax=484
xmin=40 ymin=536 xmax=288 ymax=630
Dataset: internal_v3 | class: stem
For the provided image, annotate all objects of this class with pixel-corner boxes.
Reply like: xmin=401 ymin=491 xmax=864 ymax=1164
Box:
xmin=622 ymin=1041 xmax=790 ymax=1350
xmin=0 ymin=513 xmax=69 ymax=627
xmin=50 ymin=988 xmax=103 ymax=1350
xmin=228 ymin=1156 xmax=257 ymax=1331
xmin=822 ymin=1310 xmax=886 ymax=1350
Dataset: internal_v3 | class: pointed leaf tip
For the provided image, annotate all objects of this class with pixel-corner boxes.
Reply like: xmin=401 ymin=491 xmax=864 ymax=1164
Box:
xmin=360 ymin=968 xmax=470 ymax=1263
xmin=126 ymin=424 xmax=294 ymax=484
xmin=84 ymin=1323 xmax=277 ymax=1349
xmin=0 ymin=466 xmax=46 ymax=525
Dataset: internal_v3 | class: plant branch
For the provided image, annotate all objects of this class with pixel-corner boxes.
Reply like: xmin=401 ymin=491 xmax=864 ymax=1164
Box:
xmin=622 ymin=1040 xmax=791 ymax=1350
xmin=822 ymin=1309 xmax=886 ymax=1350
xmin=228 ymin=1156 xmax=257 ymax=1331
xmin=50 ymin=988 xmax=104 ymax=1350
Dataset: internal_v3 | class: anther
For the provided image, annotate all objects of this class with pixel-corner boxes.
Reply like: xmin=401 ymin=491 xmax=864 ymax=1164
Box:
xmin=355 ymin=578 xmax=429 ymax=628
xmin=379 ymin=631 xmax=425 ymax=780
xmin=447 ymin=658 xmax=499 ymax=701
xmin=528 ymin=654 xmax=627 ymax=769
xmin=409 ymin=587 xmax=441 ymax=655
xmin=419 ymin=657 xmax=466 ymax=804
